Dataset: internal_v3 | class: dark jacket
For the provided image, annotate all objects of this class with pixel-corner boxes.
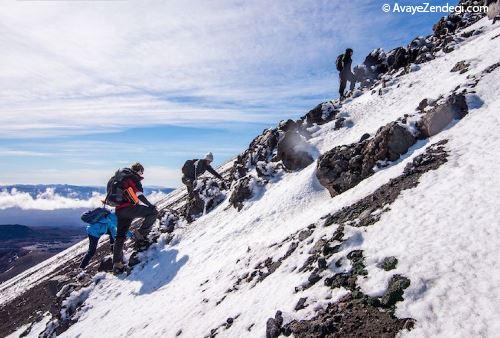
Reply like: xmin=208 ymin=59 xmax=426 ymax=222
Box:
xmin=183 ymin=159 xmax=222 ymax=180
xmin=341 ymin=54 xmax=353 ymax=75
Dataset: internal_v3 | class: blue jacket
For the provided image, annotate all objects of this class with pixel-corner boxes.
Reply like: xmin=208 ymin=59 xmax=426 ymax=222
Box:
xmin=86 ymin=213 xmax=118 ymax=239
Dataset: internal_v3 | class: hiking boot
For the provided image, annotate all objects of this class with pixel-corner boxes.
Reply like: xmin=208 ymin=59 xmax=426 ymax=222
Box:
xmin=112 ymin=262 xmax=126 ymax=275
xmin=76 ymin=268 xmax=88 ymax=281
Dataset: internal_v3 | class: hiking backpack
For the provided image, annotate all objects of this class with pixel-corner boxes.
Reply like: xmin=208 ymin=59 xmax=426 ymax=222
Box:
xmin=336 ymin=54 xmax=344 ymax=71
xmin=182 ymin=159 xmax=198 ymax=178
xmin=81 ymin=207 xmax=110 ymax=224
xmin=104 ymin=169 xmax=133 ymax=206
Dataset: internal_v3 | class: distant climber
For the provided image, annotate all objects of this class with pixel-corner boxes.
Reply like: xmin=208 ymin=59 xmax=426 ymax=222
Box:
xmin=79 ymin=210 xmax=117 ymax=270
xmin=105 ymin=162 xmax=158 ymax=274
xmin=336 ymin=48 xmax=357 ymax=99
xmin=485 ymin=0 xmax=500 ymax=24
xmin=181 ymin=152 xmax=225 ymax=196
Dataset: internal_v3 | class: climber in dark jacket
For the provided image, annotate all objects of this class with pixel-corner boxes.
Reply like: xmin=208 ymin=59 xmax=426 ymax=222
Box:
xmin=182 ymin=152 xmax=224 ymax=196
xmin=112 ymin=162 xmax=158 ymax=273
xmin=338 ymin=48 xmax=357 ymax=99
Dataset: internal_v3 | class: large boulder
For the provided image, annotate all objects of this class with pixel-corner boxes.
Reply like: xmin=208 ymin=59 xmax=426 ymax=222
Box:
xmin=304 ymin=102 xmax=338 ymax=126
xmin=229 ymin=175 xmax=263 ymax=211
xmin=277 ymin=130 xmax=314 ymax=171
xmin=417 ymin=93 xmax=468 ymax=137
xmin=364 ymin=122 xmax=416 ymax=163
xmin=317 ymin=122 xmax=415 ymax=197
xmin=387 ymin=47 xmax=409 ymax=70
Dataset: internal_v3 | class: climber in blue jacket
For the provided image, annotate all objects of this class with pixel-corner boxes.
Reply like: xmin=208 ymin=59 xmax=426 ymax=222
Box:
xmin=79 ymin=212 xmax=118 ymax=270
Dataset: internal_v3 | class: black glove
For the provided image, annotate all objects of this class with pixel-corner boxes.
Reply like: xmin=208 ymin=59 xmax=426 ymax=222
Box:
xmin=138 ymin=194 xmax=154 ymax=208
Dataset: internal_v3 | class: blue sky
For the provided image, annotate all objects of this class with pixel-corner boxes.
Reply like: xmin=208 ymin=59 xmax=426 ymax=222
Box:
xmin=0 ymin=0 xmax=451 ymax=187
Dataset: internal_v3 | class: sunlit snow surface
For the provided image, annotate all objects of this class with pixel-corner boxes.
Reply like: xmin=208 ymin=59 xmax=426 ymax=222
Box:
xmin=3 ymin=18 xmax=500 ymax=338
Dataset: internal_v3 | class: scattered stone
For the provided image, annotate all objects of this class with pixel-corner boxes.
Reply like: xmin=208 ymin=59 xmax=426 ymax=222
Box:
xmin=325 ymin=273 xmax=357 ymax=291
xmin=451 ymin=60 xmax=470 ymax=74
xmin=378 ymin=256 xmax=398 ymax=271
xmin=295 ymin=297 xmax=308 ymax=311
xmin=381 ymin=275 xmax=411 ymax=307
xmin=307 ymin=271 xmax=322 ymax=286
xmin=97 ymin=256 xmax=113 ymax=272
xmin=298 ymin=229 xmax=313 ymax=241
xmin=317 ymin=257 xmax=327 ymax=270
xmin=265 ymin=311 xmax=283 ymax=338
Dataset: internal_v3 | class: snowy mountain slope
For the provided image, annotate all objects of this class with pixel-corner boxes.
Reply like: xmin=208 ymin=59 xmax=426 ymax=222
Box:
xmin=2 ymin=11 xmax=500 ymax=338
xmin=41 ymin=18 xmax=500 ymax=338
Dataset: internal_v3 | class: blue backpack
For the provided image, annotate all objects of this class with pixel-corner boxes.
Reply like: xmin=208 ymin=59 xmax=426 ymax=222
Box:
xmin=81 ymin=207 xmax=110 ymax=224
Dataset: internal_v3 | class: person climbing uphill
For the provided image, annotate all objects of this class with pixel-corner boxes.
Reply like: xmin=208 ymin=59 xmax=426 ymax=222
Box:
xmin=181 ymin=152 xmax=225 ymax=197
xmin=336 ymin=48 xmax=357 ymax=99
xmin=79 ymin=211 xmax=117 ymax=271
xmin=107 ymin=162 xmax=158 ymax=274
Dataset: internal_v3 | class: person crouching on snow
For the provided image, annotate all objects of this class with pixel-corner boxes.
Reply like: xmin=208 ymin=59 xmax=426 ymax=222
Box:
xmin=79 ymin=212 xmax=118 ymax=271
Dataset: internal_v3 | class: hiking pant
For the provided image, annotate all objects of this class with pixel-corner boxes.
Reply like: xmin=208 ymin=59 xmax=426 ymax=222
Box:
xmin=113 ymin=205 xmax=158 ymax=265
xmin=80 ymin=234 xmax=115 ymax=269
xmin=80 ymin=235 xmax=98 ymax=269
xmin=339 ymin=70 xmax=356 ymax=97
xmin=182 ymin=176 xmax=195 ymax=197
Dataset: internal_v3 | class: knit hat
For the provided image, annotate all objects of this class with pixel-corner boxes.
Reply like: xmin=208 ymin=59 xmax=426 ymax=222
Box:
xmin=131 ymin=162 xmax=144 ymax=175
xmin=204 ymin=152 xmax=214 ymax=162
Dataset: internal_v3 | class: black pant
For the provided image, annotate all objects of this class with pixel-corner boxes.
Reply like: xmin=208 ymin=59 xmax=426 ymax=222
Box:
xmin=80 ymin=234 xmax=115 ymax=269
xmin=182 ymin=176 xmax=195 ymax=197
xmin=113 ymin=205 xmax=158 ymax=264
xmin=339 ymin=70 xmax=356 ymax=97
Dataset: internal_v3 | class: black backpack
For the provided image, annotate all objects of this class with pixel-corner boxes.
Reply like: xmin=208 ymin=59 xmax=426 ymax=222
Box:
xmin=336 ymin=54 xmax=344 ymax=71
xmin=81 ymin=207 xmax=110 ymax=224
xmin=182 ymin=159 xmax=197 ymax=178
xmin=104 ymin=168 xmax=134 ymax=207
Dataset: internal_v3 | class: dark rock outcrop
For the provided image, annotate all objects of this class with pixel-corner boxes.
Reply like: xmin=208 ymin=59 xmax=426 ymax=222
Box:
xmin=277 ymin=130 xmax=314 ymax=171
xmin=304 ymin=103 xmax=338 ymax=126
xmin=184 ymin=179 xmax=225 ymax=221
xmin=282 ymin=294 xmax=414 ymax=338
xmin=229 ymin=176 xmax=262 ymax=211
xmin=317 ymin=122 xmax=415 ymax=197
xmin=159 ymin=211 xmax=179 ymax=233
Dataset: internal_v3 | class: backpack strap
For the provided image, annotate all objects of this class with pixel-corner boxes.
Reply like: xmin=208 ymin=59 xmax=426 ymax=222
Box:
xmin=194 ymin=160 xmax=200 ymax=180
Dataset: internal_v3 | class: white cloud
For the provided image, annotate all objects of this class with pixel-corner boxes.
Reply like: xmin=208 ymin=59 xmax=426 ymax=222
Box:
xmin=0 ymin=0 xmax=388 ymax=137
xmin=0 ymin=148 xmax=52 ymax=157
xmin=0 ymin=187 xmax=103 ymax=210
xmin=0 ymin=165 xmax=182 ymax=188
